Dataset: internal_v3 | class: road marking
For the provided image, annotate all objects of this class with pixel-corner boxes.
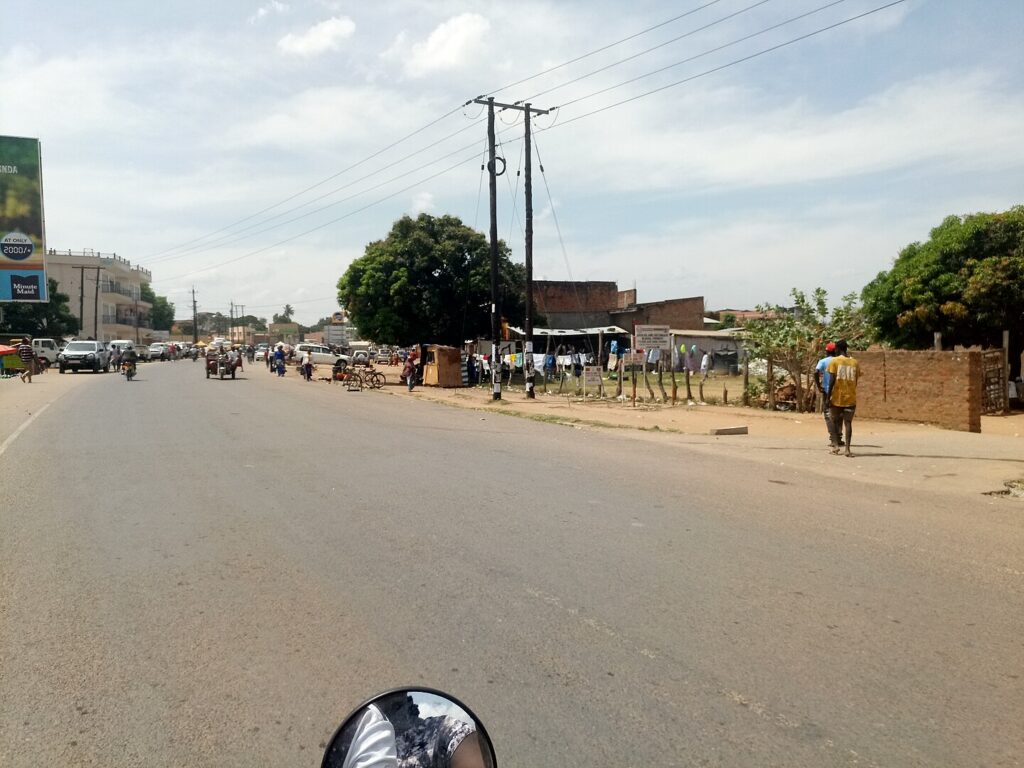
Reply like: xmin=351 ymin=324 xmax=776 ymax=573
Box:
xmin=0 ymin=402 xmax=51 ymax=459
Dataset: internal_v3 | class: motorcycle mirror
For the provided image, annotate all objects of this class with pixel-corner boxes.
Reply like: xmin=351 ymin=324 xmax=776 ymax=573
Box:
xmin=322 ymin=688 xmax=496 ymax=768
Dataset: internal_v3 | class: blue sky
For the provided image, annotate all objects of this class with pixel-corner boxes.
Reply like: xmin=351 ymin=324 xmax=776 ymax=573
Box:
xmin=2 ymin=0 xmax=1022 ymax=324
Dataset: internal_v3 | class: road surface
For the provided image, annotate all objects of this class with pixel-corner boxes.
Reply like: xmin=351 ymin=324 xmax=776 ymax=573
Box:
xmin=1 ymin=362 xmax=1021 ymax=767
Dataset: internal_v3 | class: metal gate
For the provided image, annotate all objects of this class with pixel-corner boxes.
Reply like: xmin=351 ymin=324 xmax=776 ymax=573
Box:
xmin=981 ymin=349 xmax=1008 ymax=415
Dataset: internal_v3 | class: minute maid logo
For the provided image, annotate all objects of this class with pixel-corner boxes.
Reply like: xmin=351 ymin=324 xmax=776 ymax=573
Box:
xmin=1 ymin=231 xmax=34 ymax=261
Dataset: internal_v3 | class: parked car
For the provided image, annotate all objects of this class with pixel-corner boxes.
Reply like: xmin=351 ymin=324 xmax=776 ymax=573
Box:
xmin=135 ymin=344 xmax=151 ymax=361
xmin=58 ymin=340 xmax=110 ymax=373
xmin=148 ymin=343 xmax=168 ymax=360
xmin=254 ymin=343 xmax=270 ymax=362
xmin=31 ymin=337 xmax=60 ymax=365
xmin=293 ymin=342 xmax=348 ymax=367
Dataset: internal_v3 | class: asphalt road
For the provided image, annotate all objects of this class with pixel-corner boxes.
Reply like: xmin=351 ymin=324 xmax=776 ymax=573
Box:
xmin=1 ymin=361 xmax=1021 ymax=767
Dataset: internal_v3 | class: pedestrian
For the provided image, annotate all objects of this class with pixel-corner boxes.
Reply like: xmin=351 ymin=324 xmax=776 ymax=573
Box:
xmin=700 ymin=349 xmax=712 ymax=381
xmin=402 ymin=354 xmax=416 ymax=391
xmin=814 ymin=341 xmax=843 ymax=448
xmin=274 ymin=344 xmax=286 ymax=377
xmin=302 ymin=348 xmax=313 ymax=381
xmin=266 ymin=345 xmax=273 ymax=371
xmin=827 ymin=339 xmax=861 ymax=457
xmin=110 ymin=346 xmax=122 ymax=373
xmin=17 ymin=337 xmax=34 ymax=382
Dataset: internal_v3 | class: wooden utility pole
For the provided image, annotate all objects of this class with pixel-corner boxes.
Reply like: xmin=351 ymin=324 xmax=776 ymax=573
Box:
xmin=191 ymin=287 xmax=199 ymax=344
xmin=472 ymin=96 xmax=550 ymax=401
xmin=72 ymin=264 xmax=101 ymax=338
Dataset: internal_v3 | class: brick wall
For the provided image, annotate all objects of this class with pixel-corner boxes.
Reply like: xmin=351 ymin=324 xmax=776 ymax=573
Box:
xmin=534 ymin=281 xmax=618 ymax=314
xmin=856 ymin=350 xmax=982 ymax=432
xmin=612 ymin=296 xmax=705 ymax=332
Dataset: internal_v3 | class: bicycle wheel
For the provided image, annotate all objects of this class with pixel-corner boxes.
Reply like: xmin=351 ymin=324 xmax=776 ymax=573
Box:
xmin=345 ymin=372 xmax=363 ymax=391
xmin=370 ymin=372 xmax=386 ymax=389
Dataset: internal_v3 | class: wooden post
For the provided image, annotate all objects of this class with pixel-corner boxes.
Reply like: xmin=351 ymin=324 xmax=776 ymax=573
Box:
xmin=1003 ymin=329 xmax=1011 ymax=414
xmin=670 ymin=335 xmax=678 ymax=405
xmin=598 ymin=330 xmax=605 ymax=398
xmin=616 ymin=355 xmax=624 ymax=399
xmin=698 ymin=380 xmax=704 ymax=403
xmin=767 ymin=357 xmax=775 ymax=410
xmin=723 ymin=383 xmax=728 ymax=405
xmin=742 ymin=352 xmax=750 ymax=407
xmin=685 ymin=366 xmax=692 ymax=402
xmin=933 ymin=332 xmax=942 ymax=351
xmin=631 ymin=329 xmax=637 ymax=407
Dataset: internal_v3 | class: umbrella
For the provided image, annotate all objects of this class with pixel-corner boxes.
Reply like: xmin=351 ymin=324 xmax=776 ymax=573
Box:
xmin=0 ymin=344 xmax=18 ymax=356
xmin=194 ymin=341 xmax=208 ymax=347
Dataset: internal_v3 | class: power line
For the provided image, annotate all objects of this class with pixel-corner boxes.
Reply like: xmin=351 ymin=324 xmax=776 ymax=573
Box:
xmin=160 ymin=152 xmax=481 ymax=283
xmin=544 ymin=0 xmax=908 ymax=125
xmin=489 ymin=0 xmax=728 ymax=95
xmin=517 ymin=0 xmax=776 ymax=104
xmin=143 ymin=104 xmax=467 ymax=260
xmin=147 ymin=117 xmax=487 ymax=265
xmin=144 ymin=1 xmax=744 ymax=261
xmin=553 ymin=0 xmax=853 ymax=111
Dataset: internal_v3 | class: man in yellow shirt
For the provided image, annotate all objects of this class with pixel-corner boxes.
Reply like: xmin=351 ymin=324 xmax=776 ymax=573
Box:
xmin=826 ymin=339 xmax=860 ymax=457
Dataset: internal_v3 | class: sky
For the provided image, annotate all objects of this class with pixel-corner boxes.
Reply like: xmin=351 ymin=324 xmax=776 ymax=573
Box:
xmin=2 ymin=0 xmax=1022 ymax=325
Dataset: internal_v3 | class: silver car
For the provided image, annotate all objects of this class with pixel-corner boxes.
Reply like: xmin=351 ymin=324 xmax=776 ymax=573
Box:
xmin=58 ymin=340 xmax=110 ymax=373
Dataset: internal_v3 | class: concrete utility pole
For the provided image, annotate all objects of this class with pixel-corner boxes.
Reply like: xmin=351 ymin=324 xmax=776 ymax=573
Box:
xmin=471 ymin=97 xmax=550 ymax=401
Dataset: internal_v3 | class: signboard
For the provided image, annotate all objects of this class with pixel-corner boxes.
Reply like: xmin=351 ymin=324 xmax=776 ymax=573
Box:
xmin=331 ymin=310 xmax=347 ymax=324
xmin=583 ymin=365 xmax=603 ymax=396
xmin=0 ymin=136 xmax=47 ymax=302
xmin=635 ymin=324 xmax=670 ymax=350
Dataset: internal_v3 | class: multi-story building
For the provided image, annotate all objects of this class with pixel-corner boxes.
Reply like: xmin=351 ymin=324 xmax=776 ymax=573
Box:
xmin=46 ymin=250 xmax=155 ymax=343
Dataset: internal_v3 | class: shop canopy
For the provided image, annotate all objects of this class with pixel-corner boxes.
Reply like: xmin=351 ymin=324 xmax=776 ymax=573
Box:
xmin=508 ymin=326 xmax=629 ymax=337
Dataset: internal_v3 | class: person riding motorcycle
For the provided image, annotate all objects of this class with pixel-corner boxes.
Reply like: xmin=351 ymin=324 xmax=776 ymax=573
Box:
xmin=122 ymin=346 xmax=138 ymax=375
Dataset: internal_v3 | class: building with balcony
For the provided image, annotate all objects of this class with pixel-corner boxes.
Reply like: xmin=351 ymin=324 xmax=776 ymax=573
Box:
xmin=46 ymin=250 xmax=155 ymax=343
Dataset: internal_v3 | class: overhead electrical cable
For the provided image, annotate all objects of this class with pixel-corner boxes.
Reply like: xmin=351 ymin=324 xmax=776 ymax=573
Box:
xmin=516 ymin=0 xmax=776 ymax=104
xmin=543 ymin=0 xmax=908 ymax=125
xmin=147 ymin=1 xmax=740 ymax=259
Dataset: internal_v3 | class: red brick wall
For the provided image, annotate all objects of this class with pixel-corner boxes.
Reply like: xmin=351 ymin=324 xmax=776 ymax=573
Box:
xmin=534 ymin=281 xmax=618 ymax=314
xmin=856 ymin=350 xmax=982 ymax=432
xmin=612 ymin=297 xmax=705 ymax=331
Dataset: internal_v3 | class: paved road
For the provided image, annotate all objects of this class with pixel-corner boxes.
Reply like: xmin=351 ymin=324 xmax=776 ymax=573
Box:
xmin=1 ymin=362 xmax=1021 ymax=767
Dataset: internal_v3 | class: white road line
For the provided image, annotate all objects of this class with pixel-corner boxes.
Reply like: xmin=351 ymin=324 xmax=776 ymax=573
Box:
xmin=0 ymin=402 xmax=52 ymax=459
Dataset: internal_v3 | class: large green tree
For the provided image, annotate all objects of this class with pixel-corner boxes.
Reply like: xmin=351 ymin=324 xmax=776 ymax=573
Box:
xmin=862 ymin=206 xmax=1024 ymax=349
xmin=140 ymin=283 xmax=175 ymax=331
xmin=0 ymin=278 xmax=80 ymax=338
xmin=744 ymin=288 xmax=869 ymax=411
xmin=337 ymin=213 xmax=527 ymax=346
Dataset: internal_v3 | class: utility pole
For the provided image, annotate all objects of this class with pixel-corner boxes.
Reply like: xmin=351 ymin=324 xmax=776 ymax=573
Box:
xmin=191 ymin=287 xmax=198 ymax=345
xmin=72 ymin=264 xmax=101 ymax=338
xmin=229 ymin=301 xmax=234 ymax=344
xmin=93 ymin=267 xmax=100 ymax=340
xmin=472 ymin=96 xmax=550 ymax=401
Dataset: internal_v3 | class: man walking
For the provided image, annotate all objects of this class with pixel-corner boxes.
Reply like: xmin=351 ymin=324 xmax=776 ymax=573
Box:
xmin=827 ymin=340 xmax=860 ymax=457
xmin=17 ymin=337 xmax=34 ymax=382
xmin=814 ymin=342 xmax=842 ymax=448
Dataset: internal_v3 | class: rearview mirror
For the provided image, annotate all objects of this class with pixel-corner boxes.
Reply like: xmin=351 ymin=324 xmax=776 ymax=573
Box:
xmin=322 ymin=688 xmax=495 ymax=768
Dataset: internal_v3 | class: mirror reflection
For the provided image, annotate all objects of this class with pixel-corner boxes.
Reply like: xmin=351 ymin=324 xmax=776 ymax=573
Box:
xmin=324 ymin=689 xmax=494 ymax=768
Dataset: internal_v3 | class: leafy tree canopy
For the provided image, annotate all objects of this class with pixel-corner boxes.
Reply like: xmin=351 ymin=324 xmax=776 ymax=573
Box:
xmin=862 ymin=206 xmax=1024 ymax=348
xmin=744 ymin=288 xmax=869 ymax=411
xmin=0 ymin=278 xmax=80 ymax=338
xmin=337 ymin=213 xmax=526 ymax=347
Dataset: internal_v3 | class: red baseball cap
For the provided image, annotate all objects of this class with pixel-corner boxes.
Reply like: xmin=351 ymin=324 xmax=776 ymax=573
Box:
xmin=825 ymin=342 xmax=836 ymax=352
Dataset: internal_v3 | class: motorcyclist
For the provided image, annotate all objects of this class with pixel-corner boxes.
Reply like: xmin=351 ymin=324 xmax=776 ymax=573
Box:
xmin=122 ymin=346 xmax=138 ymax=374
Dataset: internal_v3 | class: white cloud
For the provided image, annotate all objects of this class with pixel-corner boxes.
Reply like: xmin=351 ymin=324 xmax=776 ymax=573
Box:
xmin=248 ymin=1 xmax=289 ymax=25
xmin=401 ymin=13 xmax=490 ymax=78
xmin=540 ymin=70 xmax=1024 ymax=193
xmin=410 ymin=191 xmax=434 ymax=214
xmin=277 ymin=16 xmax=355 ymax=57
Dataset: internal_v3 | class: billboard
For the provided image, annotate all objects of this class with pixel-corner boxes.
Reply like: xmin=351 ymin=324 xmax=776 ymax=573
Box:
xmin=0 ymin=136 xmax=48 ymax=302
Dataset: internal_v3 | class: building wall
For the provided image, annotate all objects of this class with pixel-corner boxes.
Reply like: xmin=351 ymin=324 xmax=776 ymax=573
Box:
xmin=856 ymin=350 xmax=982 ymax=433
xmin=46 ymin=251 xmax=154 ymax=342
xmin=534 ymin=280 xmax=618 ymax=314
xmin=611 ymin=296 xmax=705 ymax=332
xmin=543 ymin=310 xmax=614 ymax=329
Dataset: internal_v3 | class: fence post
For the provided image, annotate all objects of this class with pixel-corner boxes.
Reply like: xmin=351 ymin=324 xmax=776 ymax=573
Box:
xmin=742 ymin=352 xmax=750 ymax=407
xmin=767 ymin=357 xmax=775 ymax=410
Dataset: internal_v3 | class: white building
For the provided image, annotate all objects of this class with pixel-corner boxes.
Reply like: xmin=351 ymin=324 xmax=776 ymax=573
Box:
xmin=46 ymin=250 xmax=155 ymax=343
